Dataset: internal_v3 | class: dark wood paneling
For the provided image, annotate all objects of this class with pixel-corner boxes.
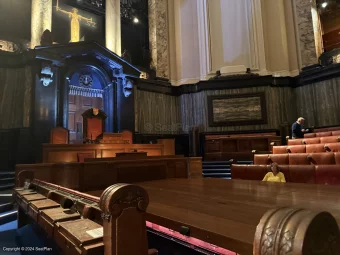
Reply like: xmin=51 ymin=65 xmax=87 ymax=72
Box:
xmin=295 ymin=77 xmax=340 ymax=127
xmin=135 ymin=89 xmax=181 ymax=134
xmin=134 ymin=134 xmax=189 ymax=157
xmin=0 ymin=66 xmax=32 ymax=129
xmin=0 ymin=128 xmax=34 ymax=171
xmin=32 ymin=63 xmax=59 ymax=161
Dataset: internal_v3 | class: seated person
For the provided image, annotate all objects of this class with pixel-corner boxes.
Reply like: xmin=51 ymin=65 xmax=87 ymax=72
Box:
xmin=292 ymin=117 xmax=309 ymax=139
xmin=262 ymin=163 xmax=286 ymax=183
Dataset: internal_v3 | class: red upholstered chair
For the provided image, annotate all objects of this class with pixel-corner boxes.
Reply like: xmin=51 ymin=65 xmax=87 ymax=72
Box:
xmin=289 ymin=153 xmax=310 ymax=165
xmin=286 ymin=145 xmax=306 ymax=153
xmin=82 ymin=108 xmax=107 ymax=142
xmin=320 ymin=136 xmax=340 ymax=144
xmin=253 ymin=154 xmax=270 ymax=165
xmin=268 ymin=154 xmax=289 ymax=165
xmin=331 ymin=130 xmax=340 ymax=136
xmin=50 ymin=127 xmax=69 ymax=144
xmin=335 ymin=153 xmax=340 ymax=164
xmin=324 ymin=143 xmax=340 ymax=152
xmin=77 ymin=152 xmax=95 ymax=163
xmin=326 ymin=127 xmax=340 ymax=132
xmin=315 ymin=165 xmax=340 ymax=185
xmin=287 ymin=139 xmax=305 ymax=145
xmin=289 ymin=165 xmax=316 ymax=184
xmin=306 ymin=153 xmax=335 ymax=165
xmin=315 ymin=131 xmax=332 ymax=137
xmin=245 ymin=165 xmax=270 ymax=181
xmin=304 ymin=133 xmax=316 ymax=138
xmin=278 ymin=165 xmax=291 ymax=182
xmin=231 ymin=165 xmax=247 ymax=180
xmin=302 ymin=137 xmax=321 ymax=145
xmin=272 ymin=146 xmax=288 ymax=154
xmin=305 ymin=144 xmax=326 ymax=153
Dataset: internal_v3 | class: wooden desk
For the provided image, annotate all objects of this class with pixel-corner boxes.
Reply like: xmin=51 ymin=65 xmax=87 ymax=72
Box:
xmin=42 ymin=143 xmax=165 ymax=163
xmin=204 ymin=136 xmax=281 ymax=161
xmin=89 ymin=179 xmax=340 ymax=255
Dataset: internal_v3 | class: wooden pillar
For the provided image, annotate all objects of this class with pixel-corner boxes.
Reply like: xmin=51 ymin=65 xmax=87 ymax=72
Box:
xmin=99 ymin=184 xmax=150 ymax=255
xmin=106 ymin=0 xmax=121 ymax=56
xmin=31 ymin=0 xmax=52 ymax=48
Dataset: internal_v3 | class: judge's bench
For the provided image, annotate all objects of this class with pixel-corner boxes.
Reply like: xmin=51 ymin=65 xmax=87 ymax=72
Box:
xmin=45 ymin=108 xmax=174 ymax=163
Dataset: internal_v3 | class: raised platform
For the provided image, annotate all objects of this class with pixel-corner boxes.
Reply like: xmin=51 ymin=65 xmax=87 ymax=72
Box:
xmin=42 ymin=143 xmax=165 ymax=163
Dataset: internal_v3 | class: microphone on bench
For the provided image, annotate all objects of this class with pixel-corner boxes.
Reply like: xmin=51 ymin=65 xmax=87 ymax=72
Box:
xmin=324 ymin=144 xmax=331 ymax=152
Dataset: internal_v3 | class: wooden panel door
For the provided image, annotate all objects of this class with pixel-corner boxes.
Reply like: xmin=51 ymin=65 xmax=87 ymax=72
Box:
xmin=68 ymin=95 xmax=103 ymax=144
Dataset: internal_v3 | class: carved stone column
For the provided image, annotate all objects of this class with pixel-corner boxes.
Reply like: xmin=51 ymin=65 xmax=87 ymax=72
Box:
xmin=294 ymin=0 xmax=318 ymax=67
xmin=148 ymin=0 xmax=169 ymax=78
xmin=31 ymin=0 xmax=53 ymax=49
xmin=106 ymin=0 xmax=121 ymax=56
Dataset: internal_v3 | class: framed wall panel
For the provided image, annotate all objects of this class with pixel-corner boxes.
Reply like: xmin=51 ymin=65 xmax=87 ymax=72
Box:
xmin=207 ymin=93 xmax=267 ymax=126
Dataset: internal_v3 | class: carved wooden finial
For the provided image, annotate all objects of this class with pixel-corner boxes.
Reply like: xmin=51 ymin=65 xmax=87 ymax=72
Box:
xmin=17 ymin=170 xmax=34 ymax=187
xmin=99 ymin=184 xmax=149 ymax=255
xmin=254 ymin=207 xmax=340 ymax=255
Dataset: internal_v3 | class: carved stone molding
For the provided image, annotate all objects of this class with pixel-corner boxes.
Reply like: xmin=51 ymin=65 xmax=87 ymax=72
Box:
xmin=123 ymin=78 xmax=134 ymax=98
xmin=254 ymin=207 xmax=340 ymax=254
xmin=40 ymin=63 xmax=54 ymax=87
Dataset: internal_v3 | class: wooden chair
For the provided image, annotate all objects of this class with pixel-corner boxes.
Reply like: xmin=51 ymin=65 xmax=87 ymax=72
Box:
xmin=121 ymin=130 xmax=133 ymax=144
xmin=82 ymin=108 xmax=107 ymax=142
xmin=50 ymin=127 xmax=69 ymax=144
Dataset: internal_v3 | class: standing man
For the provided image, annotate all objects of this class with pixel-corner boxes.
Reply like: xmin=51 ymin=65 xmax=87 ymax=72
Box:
xmin=292 ymin=117 xmax=309 ymax=139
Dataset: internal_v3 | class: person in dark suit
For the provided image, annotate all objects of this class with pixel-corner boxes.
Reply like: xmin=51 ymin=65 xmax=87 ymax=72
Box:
xmin=292 ymin=117 xmax=309 ymax=139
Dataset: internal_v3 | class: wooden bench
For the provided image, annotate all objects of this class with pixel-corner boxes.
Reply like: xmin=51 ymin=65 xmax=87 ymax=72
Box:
xmin=15 ymin=172 xmax=340 ymax=255
xmin=14 ymin=174 xmax=158 ymax=255
xmin=15 ymin=157 xmax=202 ymax=191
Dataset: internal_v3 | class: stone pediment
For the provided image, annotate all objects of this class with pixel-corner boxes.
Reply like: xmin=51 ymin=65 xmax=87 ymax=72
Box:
xmin=34 ymin=41 xmax=140 ymax=78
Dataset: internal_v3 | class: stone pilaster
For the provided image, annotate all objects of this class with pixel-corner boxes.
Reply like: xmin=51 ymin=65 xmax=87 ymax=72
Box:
xmin=294 ymin=0 xmax=318 ymax=67
xmin=149 ymin=0 xmax=169 ymax=78
xmin=31 ymin=0 xmax=52 ymax=49
xmin=106 ymin=0 xmax=121 ymax=56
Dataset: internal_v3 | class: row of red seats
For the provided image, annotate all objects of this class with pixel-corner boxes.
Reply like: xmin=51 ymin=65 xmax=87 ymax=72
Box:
xmin=287 ymin=135 xmax=340 ymax=145
xmin=272 ymin=143 xmax=340 ymax=154
xmin=305 ymin=130 xmax=340 ymax=138
xmin=231 ymin=164 xmax=340 ymax=185
xmin=254 ymin=152 xmax=340 ymax=165
xmin=304 ymin=126 xmax=340 ymax=138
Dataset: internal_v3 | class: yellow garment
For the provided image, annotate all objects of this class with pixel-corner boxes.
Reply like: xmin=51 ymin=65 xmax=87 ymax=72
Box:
xmin=262 ymin=172 xmax=286 ymax=183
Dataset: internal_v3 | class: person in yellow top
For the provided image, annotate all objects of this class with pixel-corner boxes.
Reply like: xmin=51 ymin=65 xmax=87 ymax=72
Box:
xmin=262 ymin=163 xmax=286 ymax=183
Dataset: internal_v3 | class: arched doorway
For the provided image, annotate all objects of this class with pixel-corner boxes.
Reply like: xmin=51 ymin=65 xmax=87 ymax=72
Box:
xmin=62 ymin=64 xmax=114 ymax=144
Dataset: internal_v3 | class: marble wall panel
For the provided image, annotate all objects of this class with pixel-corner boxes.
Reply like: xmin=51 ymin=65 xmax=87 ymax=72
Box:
xmin=294 ymin=0 xmax=318 ymax=67
xmin=148 ymin=0 xmax=169 ymax=78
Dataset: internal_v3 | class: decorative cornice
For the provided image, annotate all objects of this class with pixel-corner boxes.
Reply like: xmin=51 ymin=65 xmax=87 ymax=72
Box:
xmin=136 ymin=75 xmax=298 ymax=96
xmin=136 ymin=64 xmax=340 ymax=95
